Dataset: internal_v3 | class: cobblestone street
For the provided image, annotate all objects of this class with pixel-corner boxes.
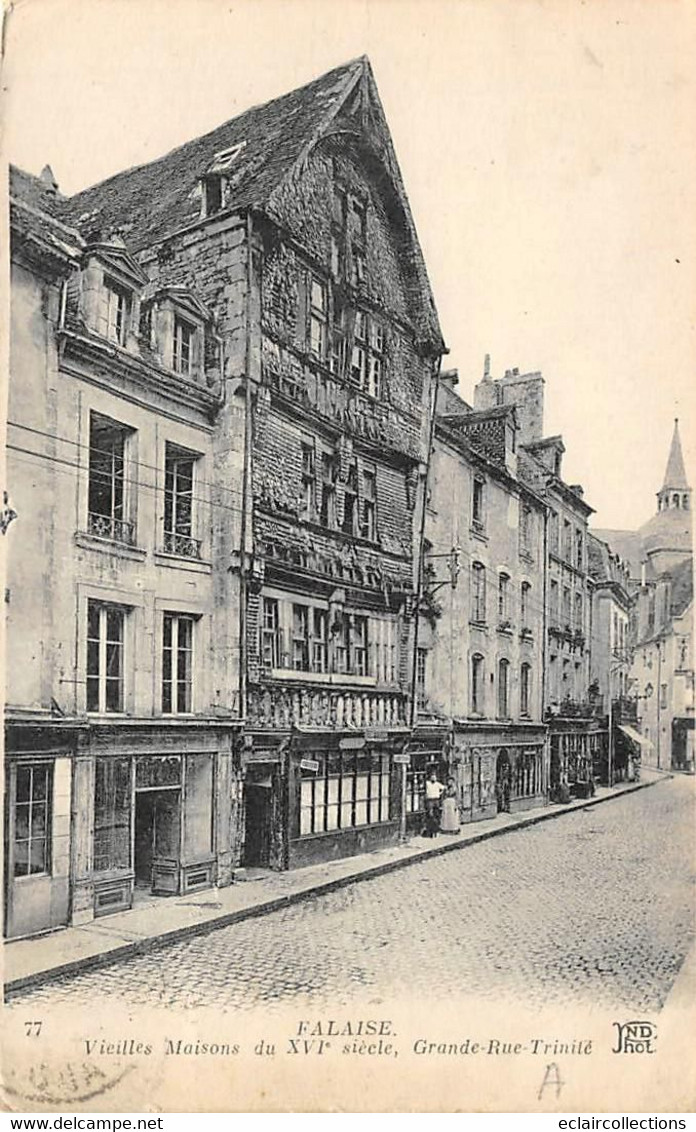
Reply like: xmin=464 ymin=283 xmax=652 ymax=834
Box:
xmin=13 ymin=777 xmax=696 ymax=1014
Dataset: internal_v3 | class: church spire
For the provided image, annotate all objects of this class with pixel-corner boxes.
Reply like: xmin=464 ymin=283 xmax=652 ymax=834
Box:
xmin=657 ymin=419 xmax=690 ymax=513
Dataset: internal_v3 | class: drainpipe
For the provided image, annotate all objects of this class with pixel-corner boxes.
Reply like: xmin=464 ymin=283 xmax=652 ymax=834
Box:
xmin=409 ymin=354 xmax=442 ymax=729
xmin=237 ymin=212 xmax=255 ymax=722
xmin=403 ymin=353 xmax=441 ymax=844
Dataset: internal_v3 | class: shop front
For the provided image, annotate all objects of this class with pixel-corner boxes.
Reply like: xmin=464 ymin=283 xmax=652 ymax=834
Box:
xmin=70 ymin=722 xmax=242 ymax=925
xmin=452 ymin=722 xmax=547 ymax=820
xmin=550 ymin=721 xmax=605 ymax=799
xmin=286 ymin=732 xmax=407 ymax=868
xmin=4 ymin=716 xmax=83 ymax=940
xmin=404 ymin=721 xmax=451 ymax=833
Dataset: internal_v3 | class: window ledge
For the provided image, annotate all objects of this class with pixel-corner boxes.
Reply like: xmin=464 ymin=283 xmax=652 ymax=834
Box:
xmin=154 ymin=550 xmax=212 ymax=574
xmin=268 ymin=669 xmax=378 ymax=688
xmin=470 ymin=526 xmax=488 ymax=544
xmin=75 ymin=531 xmax=146 ymax=561
xmin=469 ymin=620 xmax=488 ymax=632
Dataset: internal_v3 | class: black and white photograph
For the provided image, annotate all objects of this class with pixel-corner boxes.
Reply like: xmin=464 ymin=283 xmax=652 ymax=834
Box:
xmin=1 ymin=0 xmax=695 ymax=1114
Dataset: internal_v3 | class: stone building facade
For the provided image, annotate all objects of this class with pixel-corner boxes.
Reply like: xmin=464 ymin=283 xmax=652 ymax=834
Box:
xmin=6 ymin=170 xmax=243 ymax=940
xmin=473 ymin=365 xmax=604 ymax=799
xmin=413 ymin=371 xmax=547 ymax=826
xmin=5 ymin=57 xmax=445 ymax=940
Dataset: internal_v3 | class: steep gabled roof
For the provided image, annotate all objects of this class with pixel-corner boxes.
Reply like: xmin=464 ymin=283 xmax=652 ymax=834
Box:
xmin=61 ymin=59 xmax=365 ymax=250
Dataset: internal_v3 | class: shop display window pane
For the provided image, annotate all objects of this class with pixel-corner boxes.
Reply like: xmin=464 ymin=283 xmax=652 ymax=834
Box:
xmin=184 ymin=754 xmax=214 ymax=859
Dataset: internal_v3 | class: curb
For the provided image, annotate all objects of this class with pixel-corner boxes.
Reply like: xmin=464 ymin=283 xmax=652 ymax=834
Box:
xmin=4 ymin=772 xmax=672 ymax=998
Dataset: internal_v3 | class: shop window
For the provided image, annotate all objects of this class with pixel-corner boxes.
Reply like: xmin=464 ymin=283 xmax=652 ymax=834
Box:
xmin=498 ymin=658 xmax=510 ymax=719
xmin=342 ymin=464 xmax=359 ymax=535
xmin=94 ymin=758 xmax=131 ymax=872
xmin=406 ymin=769 xmax=426 ymax=815
xmin=13 ymin=764 xmax=51 ymax=877
xmin=361 ymin=467 xmax=376 ymax=540
xmin=319 ymin=452 xmax=337 ymax=528
xmin=173 ymin=316 xmax=195 ymax=376
xmin=310 ymin=278 xmax=328 ymax=360
xmin=88 ymin=412 xmax=134 ymax=544
xmin=472 ymin=477 xmax=485 ymax=530
xmin=184 ymin=753 xmax=214 ymax=860
xmin=471 ymin=653 xmax=485 ymax=714
xmin=164 ymin=444 xmax=200 ymax=558
xmin=162 ymin=613 xmax=194 ymax=714
xmin=520 ymin=663 xmax=532 ymax=717
xmin=262 ymin=597 xmax=281 ymax=668
xmin=87 ymin=601 xmax=126 ymax=713
xmin=98 ymin=278 xmax=130 ymax=346
xmin=471 ymin=562 xmax=486 ymax=623
xmin=299 ymin=750 xmax=390 ymax=837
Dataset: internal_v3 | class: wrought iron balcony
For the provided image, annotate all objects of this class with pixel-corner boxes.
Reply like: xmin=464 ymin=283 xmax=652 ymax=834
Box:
xmin=161 ymin=530 xmax=202 ymax=559
xmin=87 ymin=512 xmax=135 ymax=544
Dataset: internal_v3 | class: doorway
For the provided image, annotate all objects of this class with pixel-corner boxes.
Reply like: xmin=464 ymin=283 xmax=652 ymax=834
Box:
xmin=244 ymin=779 xmax=273 ymax=867
xmin=134 ymin=789 xmax=181 ymax=891
xmin=495 ymin=749 xmax=511 ymax=814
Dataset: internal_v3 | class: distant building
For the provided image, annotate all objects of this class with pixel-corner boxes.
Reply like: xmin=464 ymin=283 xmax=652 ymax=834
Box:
xmin=587 ymin=534 xmax=637 ymax=782
xmin=596 ymin=420 xmax=693 ymax=772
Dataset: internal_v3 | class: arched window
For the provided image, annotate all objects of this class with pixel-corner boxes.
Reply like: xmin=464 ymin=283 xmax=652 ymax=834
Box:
xmin=471 ymin=562 xmax=486 ymax=623
xmin=498 ymin=658 xmax=510 ymax=718
xmin=673 ymin=493 xmax=680 ymax=508
xmin=471 ymin=654 xmax=485 ymax=715
xmin=520 ymin=663 xmax=531 ymax=717
xmin=683 ymin=494 xmax=690 ymax=510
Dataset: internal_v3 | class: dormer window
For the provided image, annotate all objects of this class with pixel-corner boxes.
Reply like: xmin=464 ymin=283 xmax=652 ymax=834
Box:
xmin=100 ymin=278 xmax=130 ymax=346
xmin=173 ymin=317 xmax=195 ymax=375
xmin=202 ymin=175 xmax=224 ymax=217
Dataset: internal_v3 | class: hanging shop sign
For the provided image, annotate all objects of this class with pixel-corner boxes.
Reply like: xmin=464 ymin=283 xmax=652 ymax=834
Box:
xmin=393 ymin=753 xmax=411 ymax=766
xmin=299 ymin=758 xmax=320 ymax=773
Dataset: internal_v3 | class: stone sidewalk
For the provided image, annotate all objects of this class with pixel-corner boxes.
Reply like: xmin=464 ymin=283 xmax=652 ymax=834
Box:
xmin=3 ymin=768 xmax=669 ymax=997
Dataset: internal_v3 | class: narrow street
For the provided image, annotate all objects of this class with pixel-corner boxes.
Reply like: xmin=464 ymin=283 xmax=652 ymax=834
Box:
xmin=12 ymin=777 xmax=695 ymax=1015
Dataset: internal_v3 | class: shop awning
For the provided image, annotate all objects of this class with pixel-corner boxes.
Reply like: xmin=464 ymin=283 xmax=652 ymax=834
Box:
xmin=618 ymin=725 xmax=655 ymax=754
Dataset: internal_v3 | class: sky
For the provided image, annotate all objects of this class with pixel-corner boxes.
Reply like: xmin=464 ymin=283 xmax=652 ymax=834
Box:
xmin=4 ymin=0 xmax=695 ymax=530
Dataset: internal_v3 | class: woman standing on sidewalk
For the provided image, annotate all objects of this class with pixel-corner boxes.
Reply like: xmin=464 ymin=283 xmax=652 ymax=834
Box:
xmin=440 ymin=777 xmax=460 ymax=833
